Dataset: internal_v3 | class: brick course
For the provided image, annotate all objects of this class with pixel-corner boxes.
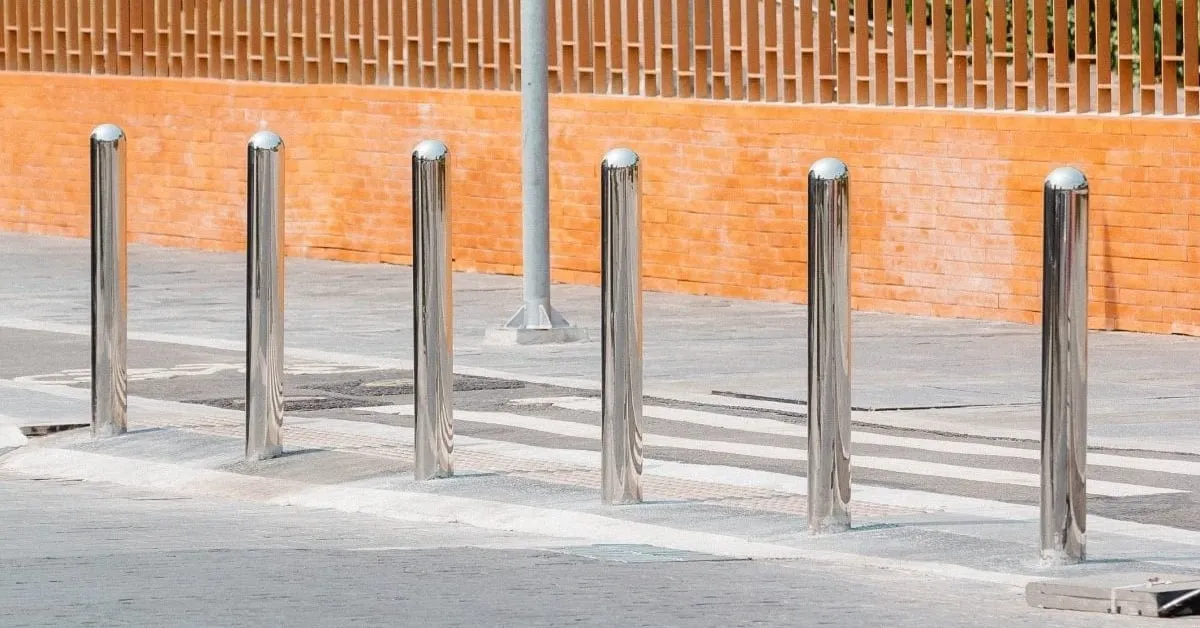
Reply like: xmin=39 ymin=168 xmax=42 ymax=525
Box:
xmin=1 ymin=73 xmax=1197 ymax=335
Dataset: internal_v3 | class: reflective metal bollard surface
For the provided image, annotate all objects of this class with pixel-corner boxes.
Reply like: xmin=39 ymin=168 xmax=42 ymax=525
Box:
xmin=1041 ymin=167 xmax=1089 ymax=564
xmin=246 ymin=131 xmax=285 ymax=461
xmin=807 ymin=158 xmax=852 ymax=534
xmin=412 ymin=140 xmax=455 ymax=480
xmin=600 ymin=148 xmax=644 ymax=505
xmin=90 ymin=124 xmax=128 ymax=438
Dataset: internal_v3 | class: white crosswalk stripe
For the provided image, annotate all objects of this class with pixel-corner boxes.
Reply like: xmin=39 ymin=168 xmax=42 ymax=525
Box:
xmin=359 ymin=404 xmax=1184 ymax=497
xmin=512 ymin=396 xmax=1200 ymax=476
xmin=289 ymin=415 xmax=1200 ymax=549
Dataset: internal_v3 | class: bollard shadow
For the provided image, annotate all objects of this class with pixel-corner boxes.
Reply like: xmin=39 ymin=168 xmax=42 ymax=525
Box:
xmin=1035 ymin=556 xmax=1200 ymax=568
xmin=124 ymin=427 xmax=168 ymax=436
xmin=845 ymin=522 xmax=904 ymax=533
xmin=276 ymin=447 xmax=327 ymax=459
xmin=857 ymin=518 xmax=1032 ymax=529
xmin=1071 ymin=557 xmax=1138 ymax=565
xmin=442 ymin=471 xmax=503 ymax=479
xmin=1099 ymin=556 xmax=1200 ymax=564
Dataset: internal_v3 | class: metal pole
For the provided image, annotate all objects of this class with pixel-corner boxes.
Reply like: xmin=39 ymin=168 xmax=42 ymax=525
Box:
xmin=807 ymin=157 xmax=852 ymax=535
xmin=246 ymin=131 xmax=285 ymax=461
xmin=502 ymin=0 xmax=574 ymax=333
xmin=412 ymin=140 xmax=455 ymax=480
xmin=90 ymin=124 xmax=128 ymax=438
xmin=1040 ymin=167 xmax=1089 ymax=564
xmin=600 ymin=148 xmax=643 ymax=505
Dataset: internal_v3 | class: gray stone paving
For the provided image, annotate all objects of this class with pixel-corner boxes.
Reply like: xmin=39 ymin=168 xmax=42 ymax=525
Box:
xmin=2 ymin=233 xmax=1200 ymax=624
xmin=0 ymin=472 xmax=1134 ymax=627
xmin=12 ymin=414 xmax=1199 ymax=584
xmin=5 ymin=322 xmax=1200 ymax=528
xmin=1 ymin=232 xmax=1197 ymax=449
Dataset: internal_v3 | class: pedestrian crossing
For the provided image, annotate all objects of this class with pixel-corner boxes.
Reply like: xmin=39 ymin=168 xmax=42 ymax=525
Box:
xmin=527 ymin=396 xmax=1200 ymax=477
xmin=6 ymin=370 xmax=1200 ymax=554
xmin=357 ymin=395 xmax=1193 ymax=500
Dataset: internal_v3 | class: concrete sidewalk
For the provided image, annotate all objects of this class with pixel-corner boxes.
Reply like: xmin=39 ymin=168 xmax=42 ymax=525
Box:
xmin=1 ymin=469 xmax=1122 ymax=628
xmin=3 ymin=232 xmax=1200 ymax=615
xmin=4 ymin=386 xmax=1199 ymax=597
xmin=1 ymin=232 xmax=1196 ymax=452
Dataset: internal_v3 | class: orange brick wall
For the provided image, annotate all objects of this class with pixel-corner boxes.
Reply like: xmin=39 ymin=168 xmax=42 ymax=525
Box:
xmin=1 ymin=73 xmax=1198 ymax=335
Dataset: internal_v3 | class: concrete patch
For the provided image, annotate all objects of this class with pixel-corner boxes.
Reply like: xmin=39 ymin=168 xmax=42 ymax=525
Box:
xmin=1027 ymin=572 xmax=1200 ymax=617
xmin=0 ymin=381 xmax=90 ymax=430
xmin=0 ymin=426 xmax=28 ymax=449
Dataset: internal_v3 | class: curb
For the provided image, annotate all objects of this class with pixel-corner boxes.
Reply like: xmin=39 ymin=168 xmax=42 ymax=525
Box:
xmin=0 ymin=442 xmax=1041 ymax=588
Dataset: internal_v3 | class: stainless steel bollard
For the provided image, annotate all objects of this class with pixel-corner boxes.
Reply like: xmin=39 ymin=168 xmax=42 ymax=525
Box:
xmin=246 ymin=131 xmax=285 ymax=461
xmin=600 ymin=148 xmax=644 ymax=505
xmin=90 ymin=124 xmax=128 ymax=438
xmin=412 ymin=140 xmax=455 ymax=480
xmin=1040 ymin=167 xmax=1089 ymax=564
xmin=807 ymin=158 xmax=852 ymax=534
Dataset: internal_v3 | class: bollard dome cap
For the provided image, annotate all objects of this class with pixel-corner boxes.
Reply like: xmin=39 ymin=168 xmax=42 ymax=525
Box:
xmin=601 ymin=148 xmax=639 ymax=169
xmin=1045 ymin=166 xmax=1087 ymax=191
xmin=809 ymin=157 xmax=849 ymax=181
xmin=412 ymin=139 xmax=450 ymax=161
xmin=90 ymin=123 xmax=125 ymax=143
xmin=249 ymin=130 xmax=284 ymax=151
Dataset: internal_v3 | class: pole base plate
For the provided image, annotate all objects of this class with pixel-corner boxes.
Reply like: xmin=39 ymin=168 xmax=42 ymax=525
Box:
xmin=489 ymin=303 xmax=588 ymax=345
xmin=484 ymin=325 xmax=588 ymax=346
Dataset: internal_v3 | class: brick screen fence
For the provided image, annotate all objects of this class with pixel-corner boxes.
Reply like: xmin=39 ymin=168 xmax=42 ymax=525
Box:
xmin=0 ymin=1 xmax=1197 ymax=334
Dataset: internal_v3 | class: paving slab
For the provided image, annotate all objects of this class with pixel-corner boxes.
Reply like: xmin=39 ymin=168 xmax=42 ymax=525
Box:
xmin=2 ymin=470 xmax=1121 ymax=628
xmin=0 ymin=232 xmax=1197 ymax=452
xmin=2 ymin=231 xmax=1200 ymax=623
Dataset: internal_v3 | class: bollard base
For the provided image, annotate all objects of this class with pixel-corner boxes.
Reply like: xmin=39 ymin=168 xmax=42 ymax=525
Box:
xmin=413 ymin=469 xmax=454 ymax=481
xmin=1027 ymin=573 xmax=1200 ymax=617
xmin=245 ymin=446 xmax=283 ymax=462
xmin=91 ymin=423 xmax=128 ymax=439
xmin=1039 ymin=547 xmax=1084 ymax=567
xmin=808 ymin=518 xmax=851 ymax=536
xmin=601 ymin=489 xmax=643 ymax=506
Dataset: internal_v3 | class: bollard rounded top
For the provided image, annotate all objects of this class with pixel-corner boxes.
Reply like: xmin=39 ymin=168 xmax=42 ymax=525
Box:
xmin=1045 ymin=166 xmax=1088 ymax=191
xmin=90 ymin=123 xmax=125 ymax=144
xmin=412 ymin=139 xmax=450 ymax=162
xmin=601 ymin=148 xmax=639 ymax=170
xmin=248 ymin=130 xmax=284 ymax=152
xmin=809 ymin=157 xmax=849 ymax=181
